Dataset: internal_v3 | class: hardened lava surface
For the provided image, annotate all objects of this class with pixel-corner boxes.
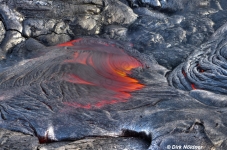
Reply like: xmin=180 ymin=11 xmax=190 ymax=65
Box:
xmin=1 ymin=0 xmax=227 ymax=150
xmin=168 ymin=23 xmax=227 ymax=107
xmin=0 ymin=37 xmax=225 ymax=150
xmin=168 ymin=22 xmax=227 ymax=92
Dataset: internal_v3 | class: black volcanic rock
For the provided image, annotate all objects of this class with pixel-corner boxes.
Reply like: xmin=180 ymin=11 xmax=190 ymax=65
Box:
xmin=168 ymin=22 xmax=227 ymax=93
xmin=168 ymin=22 xmax=227 ymax=109
xmin=38 ymin=137 xmax=150 ymax=150
xmin=0 ymin=4 xmax=25 ymax=59
xmin=1 ymin=0 xmax=227 ymax=150
xmin=0 ymin=128 xmax=39 ymax=149
xmin=0 ymin=0 xmax=137 ymax=58
xmin=128 ymin=11 xmax=214 ymax=69
xmin=0 ymin=127 xmax=149 ymax=150
xmin=0 ymin=21 xmax=5 ymax=43
xmin=0 ymin=37 xmax=225 ymax=150
xmin=130 ymin=0 xmax=222 ymax=13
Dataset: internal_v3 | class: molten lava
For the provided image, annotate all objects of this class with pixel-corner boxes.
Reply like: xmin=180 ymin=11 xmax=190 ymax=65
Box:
xmin=58 ymin=39 xmax=144 ymax=109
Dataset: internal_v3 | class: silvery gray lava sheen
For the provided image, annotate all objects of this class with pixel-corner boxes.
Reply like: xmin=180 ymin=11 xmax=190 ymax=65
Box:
xmin=0 ymin=37 xmax=219 ymax=150
xmin=0 ymin=0 xmax=227 ymax=149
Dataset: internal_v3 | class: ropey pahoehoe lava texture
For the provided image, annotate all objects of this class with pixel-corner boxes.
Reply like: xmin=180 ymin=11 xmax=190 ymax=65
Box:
xmin=168 ymin=22 xmax=227 ymax=107
xmin=0 ymin=37 xmax=223 ymax=150
xmin=58 ymin=38 xmax=144 ymax=109
xmin=2 ymin=0 xmax=227 ymax=149
xmin=0 ymin=37 xmax=152 ymax=141
xmin=169 ymin=22 xmax=227 ymax=93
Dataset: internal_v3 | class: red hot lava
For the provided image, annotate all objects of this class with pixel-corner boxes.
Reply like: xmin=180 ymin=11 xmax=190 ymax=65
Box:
xmin=58 ymin=38 xmax=144 ymax=109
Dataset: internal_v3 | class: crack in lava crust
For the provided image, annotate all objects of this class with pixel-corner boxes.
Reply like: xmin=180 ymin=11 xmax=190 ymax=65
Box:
xmin=58 ymin=38 xmax=144 ymax=109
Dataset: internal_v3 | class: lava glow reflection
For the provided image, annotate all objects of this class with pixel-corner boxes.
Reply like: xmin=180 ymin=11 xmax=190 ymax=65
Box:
xmin=58 ymin=39 xmax=144 ymax=109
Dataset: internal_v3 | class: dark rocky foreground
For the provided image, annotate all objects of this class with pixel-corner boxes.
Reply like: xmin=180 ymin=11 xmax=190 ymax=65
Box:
xmin=0 ymin=0 xmax=227 ymax=150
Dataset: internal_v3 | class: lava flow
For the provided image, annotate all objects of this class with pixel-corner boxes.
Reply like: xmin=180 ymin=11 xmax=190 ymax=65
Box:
xmin=58 ymin=38 xmax=144 ymax=109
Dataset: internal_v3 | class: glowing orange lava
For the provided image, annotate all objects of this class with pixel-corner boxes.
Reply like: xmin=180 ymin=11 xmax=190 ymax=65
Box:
xmin=191 ymin=84 xmax=196 ymax=90
xmin=58 ymin=38 xmax=144 ymax=109
xmin=58 ymin=39 xmax=82 ymax=47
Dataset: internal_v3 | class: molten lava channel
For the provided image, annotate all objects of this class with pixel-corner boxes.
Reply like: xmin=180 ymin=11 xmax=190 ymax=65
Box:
xmin=58 ymin=39 xmax=144 ymax=109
